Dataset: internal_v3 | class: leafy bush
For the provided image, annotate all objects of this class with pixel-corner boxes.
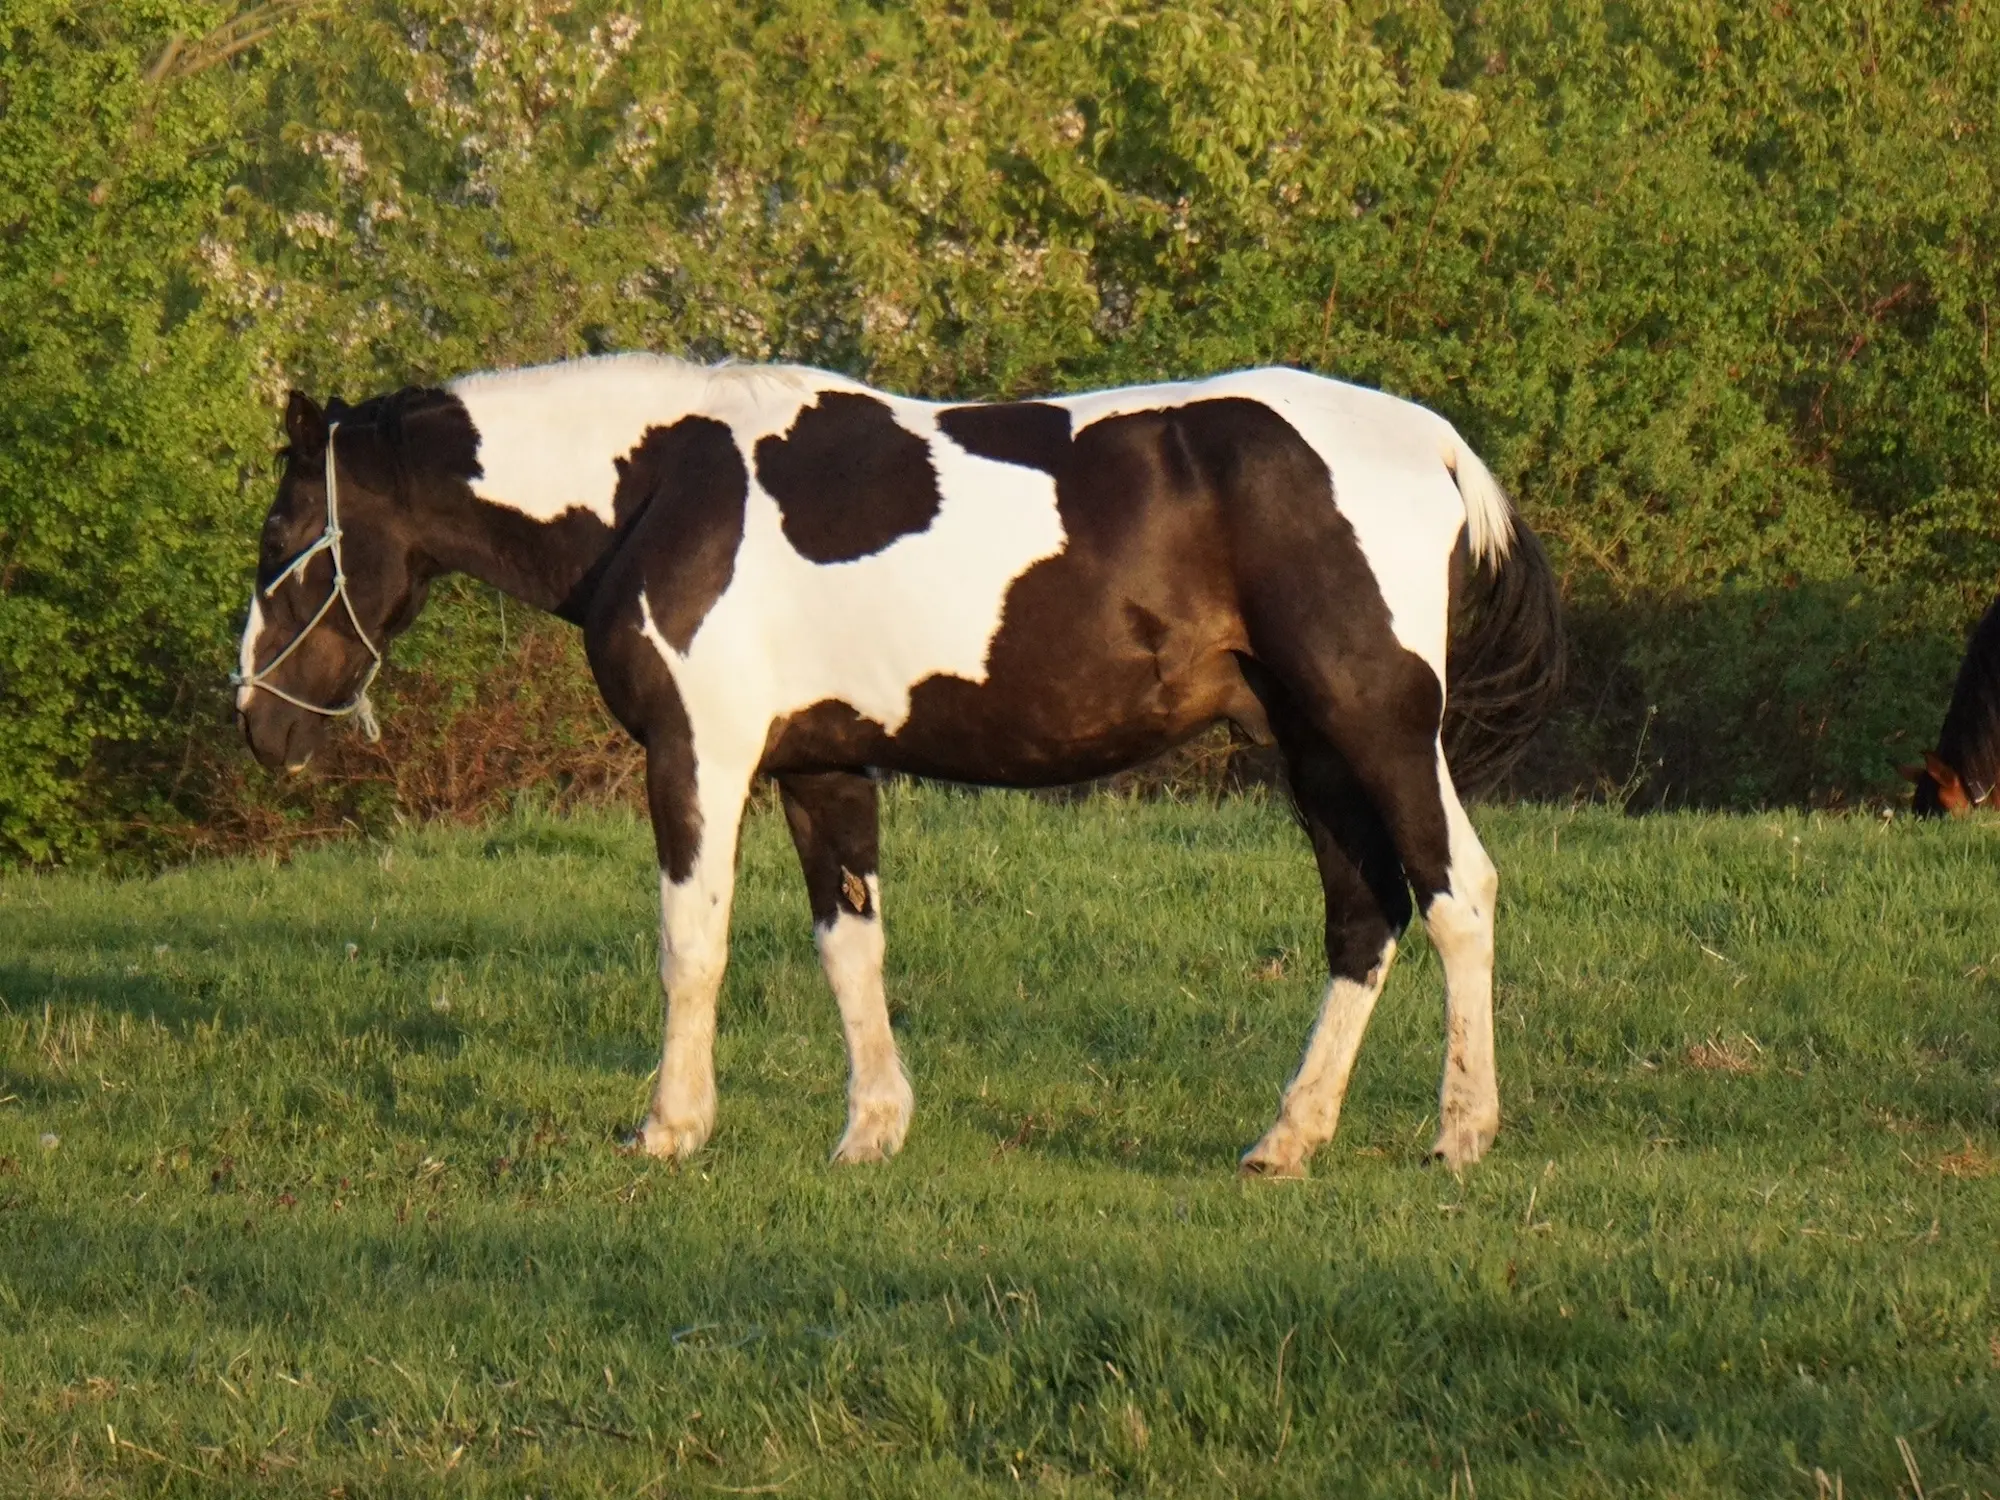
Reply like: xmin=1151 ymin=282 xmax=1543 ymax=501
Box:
xmin=0 ymin=2 xmax=281 ymax=860
xmin=4 ymin=0 xmax=1998 ymax=861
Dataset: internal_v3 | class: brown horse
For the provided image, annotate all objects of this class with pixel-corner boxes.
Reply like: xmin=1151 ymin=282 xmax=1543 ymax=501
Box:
xmin=1904 ymin=596 xmax=2000 ymax=816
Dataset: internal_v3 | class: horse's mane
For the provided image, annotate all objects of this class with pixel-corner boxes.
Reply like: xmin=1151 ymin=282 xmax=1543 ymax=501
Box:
xmin=322 ymin=385 xmax=483 ymax=485
xmin=450 ymin=352 xmax=853 ymax=408
xmin=1921 ymin=593 xmax=2000 ymax=811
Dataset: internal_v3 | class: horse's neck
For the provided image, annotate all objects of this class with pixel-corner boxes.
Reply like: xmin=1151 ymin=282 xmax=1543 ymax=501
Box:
xmin=417 ymin=370 xmax=711 ymax=619
xmin=410 ymin=477 xmax=624 ymax=623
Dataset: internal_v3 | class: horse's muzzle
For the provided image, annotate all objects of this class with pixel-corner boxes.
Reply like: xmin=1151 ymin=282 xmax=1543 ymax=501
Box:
xmin=239 ymin=700 xmax=322 ymax=774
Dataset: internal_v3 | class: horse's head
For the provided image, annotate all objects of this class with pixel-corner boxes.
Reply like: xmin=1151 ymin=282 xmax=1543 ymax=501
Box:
xmin=1899 ymin=750 xmax=1988 ymax=817
xmin=235 ymin=391 xmax=436 ymax=772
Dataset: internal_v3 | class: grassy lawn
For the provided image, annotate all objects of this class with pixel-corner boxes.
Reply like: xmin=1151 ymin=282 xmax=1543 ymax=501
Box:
xmin=1 ymin=787 xmax=1996 ymax=1498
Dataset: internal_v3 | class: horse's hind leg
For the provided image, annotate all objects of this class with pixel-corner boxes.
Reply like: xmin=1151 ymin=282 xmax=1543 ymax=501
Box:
xmin=1252 ymin=648 xmax=1502 ymax=1170
xmin=777 ymin=771 xmax=913 ymax=1164
xmin=1420 ymin=748 xmax=1503 ymax=1168
xmin=1242 ymin=707 xmax=1412 ymax=1177
xmin=1348 ymin=725 xmax=1500 ymax=1170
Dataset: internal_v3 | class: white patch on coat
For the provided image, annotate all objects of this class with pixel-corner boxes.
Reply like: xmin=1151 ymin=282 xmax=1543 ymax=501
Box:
xmin=235 ymin=594 xmax=266 ymax=711
xmin=450 ymin=354 xmax=868 ymax=524
xmin=1242 ymin=937 xmax=1398 ymax=1176
xmin=644 ymin=401 xmax=1066 ymax=739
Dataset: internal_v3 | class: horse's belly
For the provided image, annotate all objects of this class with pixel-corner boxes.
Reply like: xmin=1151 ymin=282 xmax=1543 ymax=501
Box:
xmin=766 ymin=634 xmax=1257 ymax=787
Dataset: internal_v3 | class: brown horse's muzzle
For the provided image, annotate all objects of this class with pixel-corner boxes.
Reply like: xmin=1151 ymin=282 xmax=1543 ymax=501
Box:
xmin=238 ymin=698 xmax=329 ymax=773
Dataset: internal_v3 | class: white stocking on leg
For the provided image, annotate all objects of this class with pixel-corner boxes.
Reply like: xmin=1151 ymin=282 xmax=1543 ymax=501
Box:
xmin=1242 ymin=939 xmax=1398 ymax=1177
xmin=818 ymin=877 xmax=913 ymax=1163
xmin=634 ymin=771 xmax=748 ymax=1161
xmin=1425 ymin=752 xmax=1500 ymax=1170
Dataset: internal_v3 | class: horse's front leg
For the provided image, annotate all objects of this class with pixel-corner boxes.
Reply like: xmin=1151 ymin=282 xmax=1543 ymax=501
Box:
xmin=633 ymin=747 xmax=751 ymax=1161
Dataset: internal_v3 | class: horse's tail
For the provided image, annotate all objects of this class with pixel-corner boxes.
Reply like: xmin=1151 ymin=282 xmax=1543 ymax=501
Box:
xmin=1440 ymin=434 xmax=1566 ymax=799
xmin=1909 ymin=594 xmax=2000 ymax=816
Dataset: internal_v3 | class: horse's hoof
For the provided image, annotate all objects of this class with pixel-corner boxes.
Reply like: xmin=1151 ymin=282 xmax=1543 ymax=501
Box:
xmin=1427 ymin=1116 xmax=1498 ymax=1172
xmin=1239 ymin=1157 xmax=1307 ymax=1181
xmin=830 ymin=1100 xmax=910 ymax=1165
xmin=1239 ymin=1128 xmax=1311 ymax=1179
xmin=629 ymin=1115 xmax=711 ymax=1161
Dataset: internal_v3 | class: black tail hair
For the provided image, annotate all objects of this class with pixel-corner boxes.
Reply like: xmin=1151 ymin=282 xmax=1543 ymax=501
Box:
xmin=1443 ymin=519 xmax=1566 ymax=799
xmin=1914 ymin=594 xmax=2000 ymax=816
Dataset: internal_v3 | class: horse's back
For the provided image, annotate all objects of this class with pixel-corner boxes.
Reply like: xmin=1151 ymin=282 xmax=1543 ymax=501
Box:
xmin=1039 ymin=369 xmax=1473 ymax=678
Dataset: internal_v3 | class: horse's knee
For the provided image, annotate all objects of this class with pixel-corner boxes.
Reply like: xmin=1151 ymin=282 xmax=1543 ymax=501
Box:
xmin=1323 ymin=904 xmax=1397 ymax=984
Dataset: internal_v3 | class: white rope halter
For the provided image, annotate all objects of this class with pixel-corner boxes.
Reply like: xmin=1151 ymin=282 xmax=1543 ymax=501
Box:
xmin=231 ymin=421 xmax=384 ymax=741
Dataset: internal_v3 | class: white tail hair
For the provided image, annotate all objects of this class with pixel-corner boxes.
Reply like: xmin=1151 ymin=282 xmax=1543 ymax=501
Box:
xmin=1442 ymin=431 xmax=1516 ymax=566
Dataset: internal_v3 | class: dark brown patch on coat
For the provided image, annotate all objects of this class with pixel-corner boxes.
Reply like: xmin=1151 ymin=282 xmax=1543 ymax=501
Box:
xmin=776 ymin=771 xmax=882 ymax=926
xmin=279 ymin=387 xmax=641 ymax=627
xmin=615 ymin=417 xmax=749 ymax=652
xmin=937 ymin=401 xmax=1072 ymax=473
xmin=573 ymin=416 xmax=749 ymax=877
xmin=755 ymin=392 xmax=941 ymax=563
xmin=763 ymin=404 xmax=1260 ymax=785
xmin=623 ymin=646 xmax=702 ymax=882
xmin=1173 ymin=398 xmax=1453 ymax=898
xmin=581 ymin=567 xmax=702 ymax=883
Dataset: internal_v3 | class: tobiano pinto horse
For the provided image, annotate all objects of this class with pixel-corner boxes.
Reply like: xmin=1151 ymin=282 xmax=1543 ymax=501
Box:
xmin=235 ymin=356 xmax=1563 ymax=1174
xmin=1903 ymin=595 xmax=2000 ymax=816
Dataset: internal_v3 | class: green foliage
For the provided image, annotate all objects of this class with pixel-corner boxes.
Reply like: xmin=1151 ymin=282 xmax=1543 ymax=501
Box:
xmin=2 ymin=791 xmax=1997 ymax=1492
xmin=0 ymin=2 xmax=294 ymax=861
xmin=4 ymin=0 xmax=2000 ymax=858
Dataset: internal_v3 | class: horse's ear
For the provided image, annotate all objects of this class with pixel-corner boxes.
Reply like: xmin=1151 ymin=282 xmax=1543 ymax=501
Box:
xmin=285 ymin=391 xmax=327 ymax=456
xmin=1923 ymin=751 xmax=1972 ymax=812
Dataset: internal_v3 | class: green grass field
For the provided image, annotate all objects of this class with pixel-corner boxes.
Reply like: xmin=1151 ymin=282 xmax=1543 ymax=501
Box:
xmin=2 ymin=788 xmax=1996 ymax=1498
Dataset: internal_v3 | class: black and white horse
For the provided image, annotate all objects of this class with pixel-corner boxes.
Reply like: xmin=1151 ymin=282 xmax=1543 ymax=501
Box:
xmin=236 ymin=356 xmax=1562 ymax=1174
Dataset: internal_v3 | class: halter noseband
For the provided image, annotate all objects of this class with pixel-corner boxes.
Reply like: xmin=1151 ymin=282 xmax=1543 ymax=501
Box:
xmin=231 ymin=421 xmax=384 ymax=742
